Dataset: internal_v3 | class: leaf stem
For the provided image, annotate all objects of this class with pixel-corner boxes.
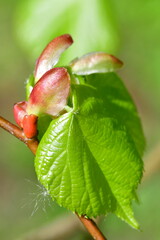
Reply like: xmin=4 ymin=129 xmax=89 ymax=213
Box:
xmin=77 ymin=214 xmax=107 ymax=240
xmin=72 ymin=86 xmax=79 ymax=110
xmin=0 ymin=115 xmax=107 ymax=240
xmin=64 ymin=105 xmax=73 ymax=113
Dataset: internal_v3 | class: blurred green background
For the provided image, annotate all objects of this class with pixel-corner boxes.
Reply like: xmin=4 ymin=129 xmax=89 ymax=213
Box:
xmin=0 ymin=0 xmax=160 ymax=239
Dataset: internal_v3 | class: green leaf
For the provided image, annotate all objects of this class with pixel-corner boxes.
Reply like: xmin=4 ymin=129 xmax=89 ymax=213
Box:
xmin=25 ymin=74 xmax=35 ymax=100
xmin=37 ymin=115 xmax=52 ymax=141
xmin=35 ymin=73 xmax=145 ymax=228
xmin=85 ymin=73 xmax=145 ymax=156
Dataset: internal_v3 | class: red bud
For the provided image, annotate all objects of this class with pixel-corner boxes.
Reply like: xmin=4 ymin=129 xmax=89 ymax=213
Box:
xmin=23 ymin=114 xmax=38 ymax=138
xmin=27 ymin=67 xmax=70 ymax=116
xmin=13 ymin=101 xmax=28 ymax=128
xmin=34 ymin=34 xmax=73 ymax=81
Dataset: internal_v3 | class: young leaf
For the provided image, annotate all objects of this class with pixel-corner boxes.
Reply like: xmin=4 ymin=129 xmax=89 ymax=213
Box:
xmin=27 ymin=67 xmax=70 ymax=116
xmin=70 ymin=52 xmax=123 ymax=75
xmin=34 ymin=34 xmax=73 ymax=81
xmin=35 ymin=73 xmax=145 ymax=228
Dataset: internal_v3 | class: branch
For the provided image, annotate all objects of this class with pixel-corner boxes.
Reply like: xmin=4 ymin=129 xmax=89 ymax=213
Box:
xmin=77 ymin=214 xmax=107 ymax=240
xmin=0 ymin=115 xmax=107 ymax=240
xmin=0 ymin=116 xmax=38 ymax=154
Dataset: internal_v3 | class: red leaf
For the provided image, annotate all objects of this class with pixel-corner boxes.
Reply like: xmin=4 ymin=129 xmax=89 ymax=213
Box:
xmin=34 ymin=34 xmax=73 ymax=81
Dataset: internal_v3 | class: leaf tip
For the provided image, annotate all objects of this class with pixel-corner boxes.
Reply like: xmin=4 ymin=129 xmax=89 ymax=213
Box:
xmin=34 ymin=34 xmax=73 ymax=81
xmin=70 ymin=52 xmax=123 ymax=75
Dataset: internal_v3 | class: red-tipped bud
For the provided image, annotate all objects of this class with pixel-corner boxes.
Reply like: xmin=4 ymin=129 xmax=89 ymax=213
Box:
xmin=70 ymin=52 xmax=123 ymax=75
xmin=34 ymin=34 xmax=73 ymax=81
xmin=13 ymin=101 xmax=28 ymax=128
xmin=13 ymin=102 xmax=38 ymax=138
xmin=23 ymin=114 xmax=38 ymax=138
xmin=27 ymin=67 xmax=70 ymax=116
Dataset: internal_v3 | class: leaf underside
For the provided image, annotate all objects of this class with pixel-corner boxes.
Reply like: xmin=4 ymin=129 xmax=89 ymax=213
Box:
xmin=35 ymin=73 xmax=145 ymax=229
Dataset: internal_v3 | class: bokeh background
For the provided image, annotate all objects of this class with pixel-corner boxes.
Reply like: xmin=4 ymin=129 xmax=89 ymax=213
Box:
xmin=0 ymin=0 xmax=160 ymax=239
